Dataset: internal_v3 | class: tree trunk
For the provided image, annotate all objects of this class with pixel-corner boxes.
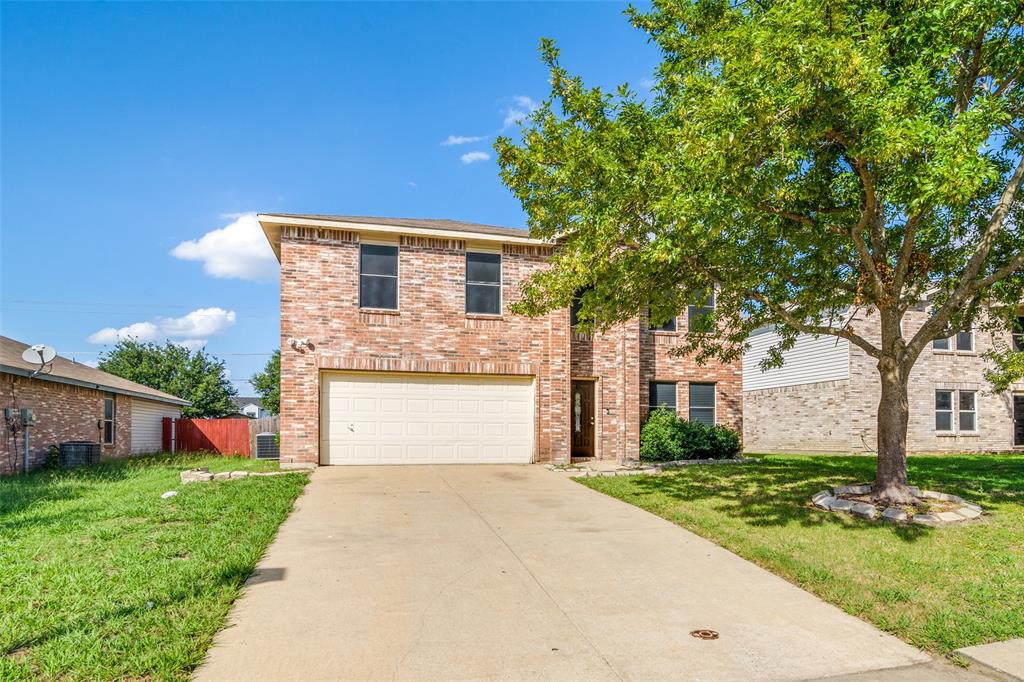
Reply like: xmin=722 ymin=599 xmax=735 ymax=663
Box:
xmin=873 ymin=355 xmax=915 ymax=504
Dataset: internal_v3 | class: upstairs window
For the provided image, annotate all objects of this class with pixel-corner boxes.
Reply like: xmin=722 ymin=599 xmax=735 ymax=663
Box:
xmin=649 ymin=308 xmax=677 ymax=332
xmin=688 ymin=383 xmax=716 ymax=426
xmin=1013 ymin=317 xmax=1024 ymax=352
xmin=649 ymin=382 xmax=677 ymax=414
xmin=933 ymin=329 xmax=974 ymax=352
xmin=570 ymin=288 xmax=594 ymax=328
xmin=687 ymin=291 xmax=716 ymax=331
xmin=465 ymin=252 xmax=501 ymax=315
xmin=359 ymin=244 xmax=399 ymax=310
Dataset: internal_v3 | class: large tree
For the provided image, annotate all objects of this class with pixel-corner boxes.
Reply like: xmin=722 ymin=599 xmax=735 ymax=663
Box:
xmin=497 ymin=0 xmax=1023 ymax=503
xmin=98 ymin=340 xmax=237 ymax=418
xmin=249 ymin=349 xmax=280 ymax=416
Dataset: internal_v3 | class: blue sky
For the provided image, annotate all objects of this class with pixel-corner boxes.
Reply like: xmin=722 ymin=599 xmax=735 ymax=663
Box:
xmin=1 ymin=1 xmax=657 ymax=393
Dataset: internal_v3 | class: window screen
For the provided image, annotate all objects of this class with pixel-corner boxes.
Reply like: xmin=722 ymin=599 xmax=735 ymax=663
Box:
xmin=649 ymin=382 xmax=677 ymax=414
xmin=359 ymin=244 xmax=398 ymax=310
xmin=687 ymin=291 xmax=716 ymax=331
xmin=1014 ymin=317 xmax=1024 ymax=352
xmin=955 ymin=331 xmax=974 ymax=352
xmin=958 ymin=391 xmax=977 ymax=431
xmin=649 ymin=309 xmax=677 ymax=332
xmin=466 ymin=252 xmax=501 ymax=314
xmin=102 ymin=396 xmax=115 ymax=445
xmin=935 ymin=390 xmax=953 ymax=431
xmin=688 ymin=383 xmax=716 ymax=425
xmin=933 ymin=337 xmax=950 ymax=350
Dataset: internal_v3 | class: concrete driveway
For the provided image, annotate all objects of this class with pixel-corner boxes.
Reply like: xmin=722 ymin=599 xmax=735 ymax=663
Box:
xmin=195 ymin=465 xmax=928 ymax=682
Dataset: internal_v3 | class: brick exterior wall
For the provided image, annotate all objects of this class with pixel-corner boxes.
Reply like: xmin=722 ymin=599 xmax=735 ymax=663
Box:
xmin=277 ymin=225 xmax=744 ymax=466
xmin=744 ymin=308 xmax=1024 ymax=454
xmin=743 ymin=380 xmax=853 ymax=453
xmin=1 ymin=374 xmax=132 ymax=474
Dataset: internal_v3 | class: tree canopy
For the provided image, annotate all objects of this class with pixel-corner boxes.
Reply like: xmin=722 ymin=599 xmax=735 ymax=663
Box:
xmin=250 ymin=349 xmax=280 ymax=416
xmin=497 ymin=0 xmax=1023 ymax=501
xmin=98 ymin=340 xmax=237 ymax=418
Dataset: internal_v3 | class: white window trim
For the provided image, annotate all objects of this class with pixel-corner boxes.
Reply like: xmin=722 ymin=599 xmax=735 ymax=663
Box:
xmin=358 ymin=242 xmax=400 ymax=312
xmin=465 ymin=250 xmax=502 ymax=316
xmin=933 ymin=329 xmax=976 ymax=355
xmin=649 ymin=381 xmax=678 ymax=415
xmin=958 ymin=390 xmax=978 ymax=434
xmin=102 ymin=396 xmax=116 ymax=445
xmin=935 ymin=388 xmax=979 ymax=434
xmin=688 ymin=382 xmax=717 ymax=426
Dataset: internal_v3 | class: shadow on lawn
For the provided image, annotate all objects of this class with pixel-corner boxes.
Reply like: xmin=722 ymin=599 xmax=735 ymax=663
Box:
xmin=610 ymin=455 xmax=1023 ymax=541
xmin=0 ymin=464 xmax=134 ymax=525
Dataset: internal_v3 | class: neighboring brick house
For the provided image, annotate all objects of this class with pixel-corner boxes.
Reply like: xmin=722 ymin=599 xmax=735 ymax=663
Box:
xmin=259 ymin=213 xmax=741 ymax=468
xmin=1 ymin=336 xmax=189 ymax=474
xmin=743 ymin=308 xmax=1024 ymax=454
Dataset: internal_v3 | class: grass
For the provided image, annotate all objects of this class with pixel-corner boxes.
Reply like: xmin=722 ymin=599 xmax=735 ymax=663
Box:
xmin=0 ymin=453 xmax=308 ymax=681
xmin=578 ymin=454 xmax=1024 ymax=655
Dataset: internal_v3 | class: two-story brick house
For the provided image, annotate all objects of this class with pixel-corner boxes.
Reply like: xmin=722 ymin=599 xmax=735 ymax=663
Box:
xmin=743 ymin=307 xmax=1024 ymax=454
xmin=259 ymin=213 xmax=742 ymax=468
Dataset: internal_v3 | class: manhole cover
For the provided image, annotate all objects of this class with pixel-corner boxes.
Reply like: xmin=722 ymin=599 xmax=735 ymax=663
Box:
xmin=690 ymin=629 xmax=719 ymax=640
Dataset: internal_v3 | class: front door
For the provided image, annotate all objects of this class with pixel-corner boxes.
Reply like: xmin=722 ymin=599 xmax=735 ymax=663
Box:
xmin=1014 ymin=395 xmax=1024 ymax=447
xmin=571 ymin=380 xmax=595 ymax=458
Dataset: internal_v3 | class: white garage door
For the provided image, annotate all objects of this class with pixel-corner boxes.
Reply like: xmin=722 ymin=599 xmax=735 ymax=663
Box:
xmin=131 ymin=398 xmax=182 ymax=454
xmin=320 ymin=372 xmax=535 ymax=465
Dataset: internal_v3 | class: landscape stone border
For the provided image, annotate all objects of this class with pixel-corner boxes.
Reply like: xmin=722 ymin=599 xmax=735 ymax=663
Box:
xmin=811 ymin=484 xmax=983 ymax=526
xmin=180 ymin=467 xmax=295 ymax=485
xmin=545 ymin=457 xmax=760 ymax=478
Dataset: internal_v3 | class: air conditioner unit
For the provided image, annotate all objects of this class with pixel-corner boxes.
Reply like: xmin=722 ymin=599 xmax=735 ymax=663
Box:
xmin=255 ymin=432 xmax=280 ymax=460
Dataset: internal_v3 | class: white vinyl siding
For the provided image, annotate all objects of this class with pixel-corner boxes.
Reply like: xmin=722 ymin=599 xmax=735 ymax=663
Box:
xmin=130 ymin=398 xmax=182 ymax=453
xmin=743 ymin=329 xmax=850 ymax=391
xmin=320 ymin=372 xmax=534 ymax=465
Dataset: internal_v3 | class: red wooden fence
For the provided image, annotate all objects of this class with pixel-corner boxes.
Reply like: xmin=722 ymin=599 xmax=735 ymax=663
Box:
xmin=162 ymin=418 xmax=251 ymax=456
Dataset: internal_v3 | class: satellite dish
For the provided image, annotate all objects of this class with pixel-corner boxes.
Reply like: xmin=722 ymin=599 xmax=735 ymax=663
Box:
xmin=22 ymin=344 xmax=57 ymax=377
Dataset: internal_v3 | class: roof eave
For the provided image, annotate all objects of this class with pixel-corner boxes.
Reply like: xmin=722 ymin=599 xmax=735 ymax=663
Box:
xmin=257 ymin=214 xmax=548 ymax=263
xmin=1 ymin=365 xmax=192 ymax=407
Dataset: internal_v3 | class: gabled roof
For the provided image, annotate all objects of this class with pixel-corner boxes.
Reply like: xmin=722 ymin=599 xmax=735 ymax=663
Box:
xmin=258 ymin=213 xmax=545 ymax=259
xmin=231 ymin=396 xmax=264 ymax=409
xmin=0 ymin=336 xmax=190 ymax=407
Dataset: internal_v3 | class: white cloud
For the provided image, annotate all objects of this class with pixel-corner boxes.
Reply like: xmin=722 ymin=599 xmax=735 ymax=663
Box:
xmin=88 ymin=322 xmax=159 ymax=344
xmin=442 ymin=134 xmax=486 ymax=146
xmin=160 ymin=307 xmax=236 ymax=338
xmin=171 ymin=212 xmax=278 ymax=281
xmin=503 ymin=95 xmax=539 ymax=129
xmin=174 ymin=339 xmax=208 ymax=351
xmin=460 ymin=151 xmax=490 ymax=165
xmin=87 ymin=308 xmax=236 ymax=345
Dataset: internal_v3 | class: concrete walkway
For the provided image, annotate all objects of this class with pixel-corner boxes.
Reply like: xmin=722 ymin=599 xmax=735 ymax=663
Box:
xmin=195 ymin=465 xmax=930 ymax=682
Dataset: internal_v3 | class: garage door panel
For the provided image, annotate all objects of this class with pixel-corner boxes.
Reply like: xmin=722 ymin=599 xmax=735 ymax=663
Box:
xmin=320 ymin=373 xmax=534 ymax=465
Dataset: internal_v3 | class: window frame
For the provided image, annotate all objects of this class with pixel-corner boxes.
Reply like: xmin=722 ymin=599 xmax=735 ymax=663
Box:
xmin=102 ymin=395 xmax=115 ymax=445
xmin=1013 ymin=316 xmax=1024 ymax=352
xmin=648 ymin=381 xmax=677 ymax=415
xmin=955 ymin=330 xmax=975 ymax=353
xmin=934 ymin=329 xmax=975 ymax=353
xmin=687 ymin=291 xmax=716 ymax=330
xmin=688 ymin=382 xmax=716 ymax=426
xmin=935 ymin=390 xmax=954 ymax=432
xmin=648 ymin=309 xmax=677 ymax=333
xmin=465 ymin=251 xmax=502 ymax=315
xmin=358 ymin=243 xmax=400 ymax=311
xmin=958 ymin=390 xmax=978 ymax=433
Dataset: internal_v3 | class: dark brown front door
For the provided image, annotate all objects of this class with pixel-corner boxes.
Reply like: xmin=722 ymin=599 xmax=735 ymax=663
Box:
xmin=571 ymin=380 xmax=595 ymax=458
xmin=1014 ymin=395 xmax=1024 ymax=447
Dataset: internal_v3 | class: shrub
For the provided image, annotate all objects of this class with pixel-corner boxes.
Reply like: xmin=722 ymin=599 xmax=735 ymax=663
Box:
xmin=639 ymin=409 xmax=742 ymax=462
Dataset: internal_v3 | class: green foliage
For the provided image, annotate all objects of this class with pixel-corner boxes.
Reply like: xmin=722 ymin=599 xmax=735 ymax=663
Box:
xmin=984 ymin=348 xmax=1024 ymax=392
xmin=97 ymin=340 xmax=237 ymax=418
xmin=43 ymin=444 xmax=59 ymax=471
xmin=639 ymin=408 xmax=742 ymax=461
xmin=497 ymin=0 xmax=1023 ymax=365
xmin=249 ymin=349 xmax=280 ymax=415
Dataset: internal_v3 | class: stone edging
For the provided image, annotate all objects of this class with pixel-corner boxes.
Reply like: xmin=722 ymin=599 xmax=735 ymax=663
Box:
xmin=180 ymin=467 xmax=295 ymax=484
xmin=545 ymin=458 xmax=759 ymax=477
xmin=812 ymin=484 xmax=983 ymax=526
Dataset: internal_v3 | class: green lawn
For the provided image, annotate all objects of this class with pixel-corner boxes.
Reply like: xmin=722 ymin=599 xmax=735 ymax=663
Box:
xmin=0 ymin=454 xmax=308 ymax=681
xmin=579 ymin=454 xmax=1024 ymax=655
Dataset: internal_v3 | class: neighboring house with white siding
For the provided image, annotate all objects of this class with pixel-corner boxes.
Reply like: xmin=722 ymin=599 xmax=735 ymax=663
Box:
xmin=743 ymin=308 xmax=1024 ymax=454
xmin=1 ymin=335 xmax=189 ymax=473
